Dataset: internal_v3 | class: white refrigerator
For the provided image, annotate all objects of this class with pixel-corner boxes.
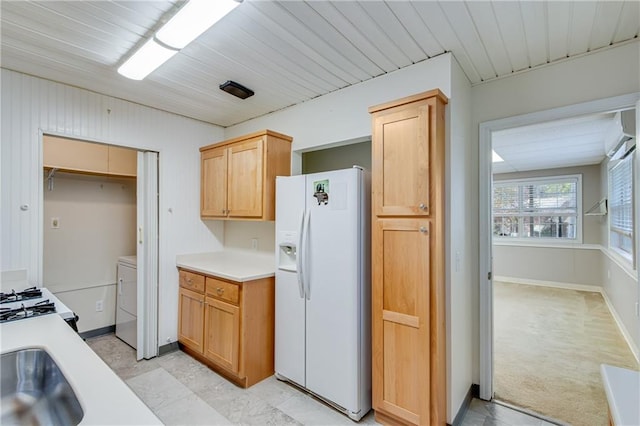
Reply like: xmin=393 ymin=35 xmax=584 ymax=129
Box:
xmin=275 ymin=167 xmax=371 ymax=421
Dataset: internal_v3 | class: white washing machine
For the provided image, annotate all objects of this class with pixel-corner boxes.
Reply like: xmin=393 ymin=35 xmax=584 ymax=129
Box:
xmin=116 ymin=255 xmax=137 ymax=349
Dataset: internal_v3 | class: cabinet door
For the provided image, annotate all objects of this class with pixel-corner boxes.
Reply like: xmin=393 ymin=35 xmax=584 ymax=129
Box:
xmin=204 ymin=297 xmax=240 ymax=373
xmin=227 ymin=138 xmax=263 ymax=218
xmin=201 ymin=146 xmax=228 ymax=217
xmin=178 ymin=287 xmax=205 ymax=354
xmin=373 ymin=219 xmax=431 ymax=425
xmin=372 ymin=101 xmax=430 ymax=217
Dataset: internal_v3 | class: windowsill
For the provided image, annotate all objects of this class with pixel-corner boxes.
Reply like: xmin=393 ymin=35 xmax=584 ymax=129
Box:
xmin=493 ymin=240 xmax=593 ymax=250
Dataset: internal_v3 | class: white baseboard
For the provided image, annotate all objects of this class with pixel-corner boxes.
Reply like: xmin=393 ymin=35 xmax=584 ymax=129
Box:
xmin=601 ymin=290 xmax=640 ymax=364
xmin=496 ymin=275 xmax=640 ymax=364
xmin=494 ymin=276 xmax=602 ymax=293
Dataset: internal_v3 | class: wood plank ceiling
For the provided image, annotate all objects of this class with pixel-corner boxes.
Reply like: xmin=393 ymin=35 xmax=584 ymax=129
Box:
xmin=1 ymin=0 xmax=638 ymax=128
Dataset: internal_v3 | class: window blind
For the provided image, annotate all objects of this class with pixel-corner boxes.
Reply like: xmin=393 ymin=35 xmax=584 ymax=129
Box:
xmin=493 ymin=176 xmax=579 ymax=240
xmin=609 ymin=153 xmax=634 ymax=257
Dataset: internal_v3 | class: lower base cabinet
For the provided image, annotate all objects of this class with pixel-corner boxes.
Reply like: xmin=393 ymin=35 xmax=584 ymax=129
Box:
xmin=177 ymin=269 xmax=274 ymax=388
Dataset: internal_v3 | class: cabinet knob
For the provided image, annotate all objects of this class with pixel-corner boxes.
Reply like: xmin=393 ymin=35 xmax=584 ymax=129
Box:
xmin=187 ymin=278 xmax=192 ymax=284
xmin=419 ymin=226 xmax=428 ymax=234
xmin=419 ymin=203 xmax=428 ymax=211
xmin=216 ymin=287 xmax=224 ymax=295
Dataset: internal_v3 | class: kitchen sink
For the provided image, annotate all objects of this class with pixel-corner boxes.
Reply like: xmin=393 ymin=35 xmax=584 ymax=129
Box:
xmin=1 ymin=348 xmax=84 ymax=425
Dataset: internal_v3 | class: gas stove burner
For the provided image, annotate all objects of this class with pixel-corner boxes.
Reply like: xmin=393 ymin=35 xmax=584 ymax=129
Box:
xmin=0 ymin=299 xmax=56 ymax=323
xmin=0 ymin=287 xmax=43 ymax=304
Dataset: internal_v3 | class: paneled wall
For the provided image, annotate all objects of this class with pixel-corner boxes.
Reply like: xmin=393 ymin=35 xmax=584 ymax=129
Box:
xmin=1 ymin=69 xmax=225 ymax=342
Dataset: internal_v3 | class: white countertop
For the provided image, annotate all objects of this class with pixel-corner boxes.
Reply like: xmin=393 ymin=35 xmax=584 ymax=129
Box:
xmin=1 ymin=315 xmax=161 ymax=425
xmin=176 ymin=250 xmax=275 ymax=282
xmin=601 ymin=364 xmax=640 ymax=426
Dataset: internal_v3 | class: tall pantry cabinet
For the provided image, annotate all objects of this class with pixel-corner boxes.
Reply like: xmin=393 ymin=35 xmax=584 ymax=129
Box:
xmin=369 ymin=90 xmax=448 ymax=426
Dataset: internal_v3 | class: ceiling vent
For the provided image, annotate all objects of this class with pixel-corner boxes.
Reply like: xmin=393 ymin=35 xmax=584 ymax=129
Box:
xmin=605 ymin=109 xmax=636 ymax=158
xmin=219 ymin=80 xmax=254 ymax=99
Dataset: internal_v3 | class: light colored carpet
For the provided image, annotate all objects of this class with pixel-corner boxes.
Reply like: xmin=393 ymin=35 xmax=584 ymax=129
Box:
xmin=493 ymin=281 xmax=639 ymax=426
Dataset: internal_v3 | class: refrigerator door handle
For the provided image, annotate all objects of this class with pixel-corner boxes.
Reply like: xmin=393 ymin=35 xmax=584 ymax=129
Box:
xmin=303 ymin=210 xmax=311 ymax=300
xmin=296 ymin=209 xmax=305 ymax=298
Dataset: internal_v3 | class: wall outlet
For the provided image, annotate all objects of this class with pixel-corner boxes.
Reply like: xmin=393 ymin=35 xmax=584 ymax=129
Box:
xmin=95 ymin=300 xmax=104 ymax=312
xmin=251 ymin=238 xmax=258 ymax=251
xmin=51 ymin=217 xmax=60 ymax=229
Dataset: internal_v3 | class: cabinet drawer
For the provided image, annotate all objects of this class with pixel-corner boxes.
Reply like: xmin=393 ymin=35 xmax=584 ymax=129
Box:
xmin=180 ymin=270 xmax=205 ymax=293
xmin=206 ymin=278 xmax=239 ymax=305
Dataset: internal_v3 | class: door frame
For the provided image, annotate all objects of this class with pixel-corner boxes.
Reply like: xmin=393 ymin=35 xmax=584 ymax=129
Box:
xmin=478 ymin=92 xmax=640 ymax=400
xmin=37 ymin=131 xmax=160 ymax=359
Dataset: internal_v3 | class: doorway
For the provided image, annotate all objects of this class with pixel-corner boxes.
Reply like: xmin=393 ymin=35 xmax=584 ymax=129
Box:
xmin=40 ymin=133 xmax=159 ymax=360
xmin=479 ymin=93 xmax=640 ymax=421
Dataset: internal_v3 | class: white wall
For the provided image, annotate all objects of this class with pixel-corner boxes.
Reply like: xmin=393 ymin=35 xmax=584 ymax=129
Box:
xmin=447 ymin=57 xmax=475 ymax=422
xmin=472 ymin=41 xmax=640 ymax=383
xmin=226 ymin=53 xmax=476 ymax=422
xmin=1 ymin=69 xmax=225 ymax=344
xmin=43 ymin=172 xmax=136 ymax=332
xmin=494 ymin=246 xmax=603 ymax=287
xmin=598 ymin=155 xmax=639 ymax=358
xmin=223 ymin=221 xmax=275 ymax=255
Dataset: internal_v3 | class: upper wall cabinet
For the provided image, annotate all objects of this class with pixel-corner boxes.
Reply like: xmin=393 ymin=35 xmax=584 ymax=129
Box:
xmin=43 ymin=135 xmax=137 ymax=177
xmin=200 ymin=130 xmax=292 ymax=220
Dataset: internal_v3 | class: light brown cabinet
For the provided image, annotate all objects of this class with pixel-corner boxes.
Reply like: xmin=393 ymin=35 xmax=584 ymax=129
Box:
xmin=369 ymin=90 xmax=448 ymax=426
xmin=200 ymin=130 xmax=292 ymax=220
xmin=177 ymin=286 xmax=205 ymax=354
xmin=43 ymin=134 xmax=137 ymax=177
xmin=177 ymin=268 xmax=275 ymax=388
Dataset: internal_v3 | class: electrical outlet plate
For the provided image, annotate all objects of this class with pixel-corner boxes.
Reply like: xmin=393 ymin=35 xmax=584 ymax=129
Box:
xmin=251 ymin=238 xmax=258 ymax=251
xmin=51 ymin=217 xmax=60 ymax=229
xmin=95 ymin=300 xmax=104 ymax=312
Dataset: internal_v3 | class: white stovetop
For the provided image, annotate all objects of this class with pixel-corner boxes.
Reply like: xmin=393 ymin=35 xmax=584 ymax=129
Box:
xmin=2 ymin=288 xmax=74 ymax=320
xmin=1 ymin=314 xmax=161 ymax=425
xmin=176 ymin=250 xmax=275 ymax=282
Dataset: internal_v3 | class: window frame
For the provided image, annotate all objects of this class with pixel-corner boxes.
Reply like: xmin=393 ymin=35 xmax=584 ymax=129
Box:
xmin=492 ymin=174 xmax=583 ymax=245
xmin=608 ymin=151 xmax=635 ymax=267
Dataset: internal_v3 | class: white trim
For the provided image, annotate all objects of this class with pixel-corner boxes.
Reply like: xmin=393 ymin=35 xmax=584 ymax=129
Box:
xmin=479 ymin=92 xmax=640 ymax=401
xmin=496 ymin=278 xmax=640 ymax=364
xmin=494 ymin=276 xmax=602 ymax=293
xmin=601 ymin=290 xmax=640 ymax=364
xmin=479 ymin=120 xmax=493 ymax=401
xmin=494 ymin=242 xmax=601 ymax=250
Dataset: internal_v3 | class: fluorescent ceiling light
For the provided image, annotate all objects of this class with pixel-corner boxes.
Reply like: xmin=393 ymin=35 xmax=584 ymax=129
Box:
xmin=492 ymin=150 xmax=504 ymax=163
xmin=118 ymin=39 xmax=178 ymax=80
xmin=156 ymin=0 xmax=241 ymax=49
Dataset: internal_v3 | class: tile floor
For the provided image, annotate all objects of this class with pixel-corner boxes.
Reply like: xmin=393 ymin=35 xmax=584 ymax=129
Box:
xmin=87 ymin=334 xmax=557 ymax=425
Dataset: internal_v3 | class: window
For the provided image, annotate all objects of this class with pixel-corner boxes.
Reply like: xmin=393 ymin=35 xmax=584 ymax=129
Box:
xmin=493 ymin=175 xmax=581 ymax=241
xmin=608 ymin=152 xmax=634 ymax=264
